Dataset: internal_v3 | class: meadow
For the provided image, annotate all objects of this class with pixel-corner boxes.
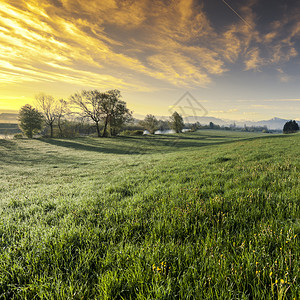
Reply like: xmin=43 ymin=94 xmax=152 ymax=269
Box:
xmin=0 ymin=130 xmax=299 ymax=299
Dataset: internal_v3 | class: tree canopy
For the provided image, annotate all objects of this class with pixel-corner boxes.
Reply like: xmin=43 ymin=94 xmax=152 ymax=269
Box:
xmin=170 ymin=111 xmax=184 ymax=133
xmin=70 ymin=90 xmax=104 ymax=137
xmin=283 ymin=120 xmax=299 ymax=134
xmin=100 ymin=90 xmax=132 ymax=137
xmin=109 ymin=99 xmax=133 ymax=136
xmin=70 ymin=89 xmax=132 ymax=137
xmin=18 ymin=104 xmax=44 ymax=138
xmin=140 ymin=114 xmax=159 ymax=134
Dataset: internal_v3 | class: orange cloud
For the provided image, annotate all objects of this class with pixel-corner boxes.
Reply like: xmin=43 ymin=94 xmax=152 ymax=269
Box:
xmin=244 ymin=48 xmax=264 ymax=71
xmin=0 ymin=0 xmax=300 ymax=97
xmin=1 ymin=0 xmax=225 ymax=90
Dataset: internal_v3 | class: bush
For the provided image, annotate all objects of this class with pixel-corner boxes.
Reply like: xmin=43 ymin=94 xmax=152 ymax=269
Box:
xmin=170 ymin=111 xmax=184 ymax=133
xmin=131 ymin=130 xmax=144 ymax=136
xmin=283 ymin=120 xmax=299 ymax=134
xmin=139 ymin=115 xmax=159 ymax=134
xmin=119 ymin=130 xmax=144 ymax=136
xmin=18 ymin=104 xmax=44 ymax=138
xmin=13 ymin=133 xmax=24 ymax=139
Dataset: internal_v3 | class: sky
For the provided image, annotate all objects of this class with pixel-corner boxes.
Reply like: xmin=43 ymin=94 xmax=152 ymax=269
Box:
xmin=1 ymin=0 xmax=300 ymax=121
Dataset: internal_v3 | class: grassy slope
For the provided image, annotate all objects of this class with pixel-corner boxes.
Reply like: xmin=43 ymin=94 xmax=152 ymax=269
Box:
xmin=0 ymin=131 xmax=299 ymax=299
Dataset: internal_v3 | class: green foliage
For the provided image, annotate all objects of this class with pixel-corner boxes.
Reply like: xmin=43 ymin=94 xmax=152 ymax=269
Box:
xmin=283 ymin=120 xmax=299 ymax=134
xmin=119 ymin=129 xmax=144 ymax=136
xmin=101 ymin=90 xmax=132 ymax=137
xmin=18 ymin=104 xmax=44 ymax=138
xmin=13 ymin=133 xmax=24 ymax=139
xmin=158 ymin=119 xmax=170 ymax=131
xmin=209 ymin=121 xmax=220 ymax=129
xmin=0 ymin=131 xmax=299 ymax=299
xmin=70 ymin=89 xmax=132 ymax=137
xmin=140 ymin=114 xmax=159 ymax=134
xmin=188 ymin=122 xmax=201 ymax=132
xmin=170 ymin=111 xmax=184 ymax=133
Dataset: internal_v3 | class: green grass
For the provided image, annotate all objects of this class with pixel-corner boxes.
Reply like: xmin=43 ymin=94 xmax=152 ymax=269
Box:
xmin=0 ymin=130 xmax=299 ymax=299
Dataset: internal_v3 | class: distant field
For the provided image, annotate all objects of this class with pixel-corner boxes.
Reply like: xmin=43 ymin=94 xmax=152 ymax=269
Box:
xmin=0 ymin=130 xmax=299 ymax=299
xmin=0 ymin=123 xmax=20 ymax=137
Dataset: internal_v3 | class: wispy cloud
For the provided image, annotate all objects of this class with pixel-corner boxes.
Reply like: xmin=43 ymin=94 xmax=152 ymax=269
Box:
xmin=276 ymin=68 xmax=291 ymax=83
xmin=244 ymin=48 xmax=264 ymax=71
xmin=264 ymin=98 xmax=300 ymax=102
xmin=210 ymin=108 xmax=238 ymax=114
xmin=0 ymin=0 xmax=227 ymax=89
xmin=1 ymin=0 xmax=300 ymax=94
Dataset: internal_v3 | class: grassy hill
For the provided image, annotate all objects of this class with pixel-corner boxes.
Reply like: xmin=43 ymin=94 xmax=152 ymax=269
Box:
xmin=0 ymin=130 xmax=299 ymax=299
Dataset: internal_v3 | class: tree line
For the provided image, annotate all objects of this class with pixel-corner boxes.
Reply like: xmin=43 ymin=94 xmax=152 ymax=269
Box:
xmin=18 ymin=89 xmax=185 ymax=138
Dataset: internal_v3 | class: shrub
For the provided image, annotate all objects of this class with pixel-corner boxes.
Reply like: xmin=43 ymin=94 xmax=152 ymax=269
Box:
xmin=283 ymin=120 xmax=299 ymax=134
xmin=13 ymin=133 xmax=24 ymax=139
xmin=18 ymin=105 xmax=44 ymax=138
xmin=119 ymin=130 xmax=144 ymax=136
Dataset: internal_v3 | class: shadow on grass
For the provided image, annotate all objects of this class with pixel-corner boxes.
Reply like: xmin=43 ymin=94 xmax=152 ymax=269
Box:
xmin=0 ymin=132 xmax=292 ymax=168
xmin=0 ymin=139 xmax=18 ymax=149
xmin=39 ymin=138 xmax=144 ymax=155
xmin=37 ymin=132 xmax=287 ymax=156
xmin=39 ymin=135 xmax=221 ymax=156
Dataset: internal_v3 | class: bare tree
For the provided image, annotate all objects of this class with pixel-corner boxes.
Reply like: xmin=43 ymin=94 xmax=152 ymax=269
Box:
xmin=69 ymin=90 xmax=103 ymax=137
xmin=35 ymin=93 xmax=58 ymax=138
xmin=57 ymin=99 xmax=69 ymax=137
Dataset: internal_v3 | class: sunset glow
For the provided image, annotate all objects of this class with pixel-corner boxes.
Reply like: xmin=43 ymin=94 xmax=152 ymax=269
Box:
xmin=1 ymin=0 xmax=300 ymax=119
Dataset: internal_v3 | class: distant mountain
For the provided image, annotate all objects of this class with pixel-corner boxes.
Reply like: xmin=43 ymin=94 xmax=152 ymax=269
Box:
xmin=183 ymin=116 xmax=300 ymax=130
xmin=237 ymin=117 xmax=291 ymax=130
xmin=0 ymin=113 xmax=18 ymax=123
xmin=183 ymin=116 xmax=228 ymax=126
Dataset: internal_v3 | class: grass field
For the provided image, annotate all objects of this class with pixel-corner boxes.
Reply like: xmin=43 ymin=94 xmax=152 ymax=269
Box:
xmin=0 ymin=130 xmax=299 ymax=299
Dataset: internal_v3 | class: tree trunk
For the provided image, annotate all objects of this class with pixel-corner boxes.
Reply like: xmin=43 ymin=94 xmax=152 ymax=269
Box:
xmin=102 ymin=116 xmax=109 ymax=137
xmin=50 ymin=124 xmax=53 ymax=138
xmin=58 ymin=118 xmax=63 ymax=137
xmin=95 ymin=121 xmax=101 ymax=137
